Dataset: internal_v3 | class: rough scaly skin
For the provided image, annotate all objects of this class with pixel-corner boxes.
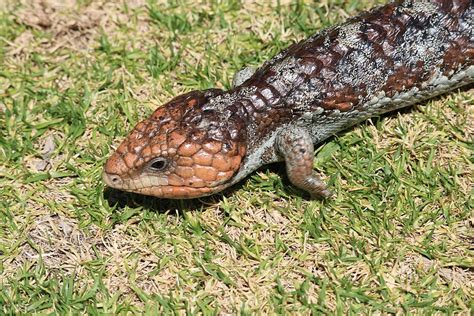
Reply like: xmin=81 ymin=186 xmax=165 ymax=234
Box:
xmin=103 ymin=0 xmax=474 ymax=199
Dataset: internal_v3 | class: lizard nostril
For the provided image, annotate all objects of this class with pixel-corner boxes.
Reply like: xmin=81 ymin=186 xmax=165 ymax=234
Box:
xmin=103 ymin=171 xmax=123 ymax=188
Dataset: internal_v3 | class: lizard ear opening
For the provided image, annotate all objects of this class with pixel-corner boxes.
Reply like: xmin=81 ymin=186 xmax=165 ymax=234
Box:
xmin=147 ymin=157 xmax=168 ymax=172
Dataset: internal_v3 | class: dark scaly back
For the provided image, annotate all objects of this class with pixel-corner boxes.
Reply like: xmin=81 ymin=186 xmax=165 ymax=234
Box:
xmin=229 ymin=0 xmax=473 ymax=148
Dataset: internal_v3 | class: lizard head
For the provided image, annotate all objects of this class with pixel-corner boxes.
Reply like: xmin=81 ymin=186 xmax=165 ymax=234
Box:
xmin=102 ymin=90 xmax=247 ymax=199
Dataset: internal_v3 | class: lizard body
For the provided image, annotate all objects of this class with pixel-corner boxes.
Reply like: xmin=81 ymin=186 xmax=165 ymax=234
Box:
xmin=104 ymin=0 xmax=474 ymax=199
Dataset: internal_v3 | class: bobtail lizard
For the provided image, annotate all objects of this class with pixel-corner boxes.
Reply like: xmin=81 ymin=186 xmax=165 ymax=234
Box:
xmin=103 ymin=0 xmax=474 ymax=199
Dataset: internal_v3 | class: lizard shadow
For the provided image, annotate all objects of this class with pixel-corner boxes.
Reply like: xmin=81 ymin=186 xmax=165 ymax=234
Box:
xmin=103 ymin=182 xmax=246 ymax=215
xmin=104 ymin=84 xmax=473 ymax=213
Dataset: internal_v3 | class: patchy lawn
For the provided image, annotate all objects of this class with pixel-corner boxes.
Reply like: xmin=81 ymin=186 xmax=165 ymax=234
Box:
xmin=0 ymin=0 xmax=472 ymax=314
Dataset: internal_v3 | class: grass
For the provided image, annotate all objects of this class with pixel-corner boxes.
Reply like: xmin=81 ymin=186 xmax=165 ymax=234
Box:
xmin=0 ymin=0 xmax=472 ymax=314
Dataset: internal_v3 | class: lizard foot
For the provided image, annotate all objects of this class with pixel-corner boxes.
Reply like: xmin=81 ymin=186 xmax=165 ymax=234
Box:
xmin=276 ymin=127 xmax=332 ymax=199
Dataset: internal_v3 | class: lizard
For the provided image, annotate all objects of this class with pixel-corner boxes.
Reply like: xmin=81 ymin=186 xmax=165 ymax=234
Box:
xmin=103 ymin=0 xmax=474 ymax=199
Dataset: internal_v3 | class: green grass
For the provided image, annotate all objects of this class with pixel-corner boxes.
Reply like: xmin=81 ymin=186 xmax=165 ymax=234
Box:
xmin=0 ymin=0 xmax=473 ymax=314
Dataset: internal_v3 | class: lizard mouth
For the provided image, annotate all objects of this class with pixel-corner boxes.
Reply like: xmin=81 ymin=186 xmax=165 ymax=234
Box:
xmin=102 ymin=170 xmax=219 ymax=199
xmin=103 ymin=171 xmax=168 ymax=191
xmin=103 ymin=169 xmax=231 ymax=199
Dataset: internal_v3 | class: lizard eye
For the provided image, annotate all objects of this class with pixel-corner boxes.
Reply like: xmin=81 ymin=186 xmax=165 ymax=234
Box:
xmin=147 ymin=157 xmax=168 ymax=172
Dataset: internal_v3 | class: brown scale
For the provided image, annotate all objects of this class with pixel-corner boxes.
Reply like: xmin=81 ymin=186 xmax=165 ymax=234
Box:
xmin=443 ymin=37 xmax=474 ymax=75
xmin=382 ymin=63 xmax=428 ymax=97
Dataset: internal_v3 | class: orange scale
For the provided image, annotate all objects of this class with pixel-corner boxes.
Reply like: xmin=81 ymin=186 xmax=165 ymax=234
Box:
xmin=151 ymin=144 xmax=161 ymax=155
xmin=175 ymin=166 xmax=194 ymax=179
xmin=177 ymin=157 xmax=194 ymax=167
xmin=141 ymin=146 xmax=152 ymax=158
xmin=134 ymin=157 xmax=145 ymax=168
xmin=124 ymin=153 xmax=137 ymax=168
xmin=167 ymin=187 xmax=188 ymax=197
xmin=194 ymin=166 xmax=218 ymax=182
xmin=203 ymin=141 xmax=223 ymax=154
xmin=186 ymin=177 xmax=206 ymax=188
xmin=216 ymin=170 xmax=234 ymax=182
xmin=212 ymin=154 xmax=232 ymax=172
xmin=162 ymin=186 xmax=174 ymax=195
xmin=168 ymin=131 xmax=186 ymax=148
xmin=116 ymin=141 xmax=128 ymax=154
xmin=168 ymin=174 xmax=185 ymax=186
xmin=229 ymin=156 xmax=242 ymax=170
xmin=104 ymin=153 xmax=128 ymax=175
xmin=193 ymin=150 xmax=213 ymax=166
xmin=178 ymin=142 xmax=201 ymax=156
xmin=168 ymin=148 xmax=177 ymax=155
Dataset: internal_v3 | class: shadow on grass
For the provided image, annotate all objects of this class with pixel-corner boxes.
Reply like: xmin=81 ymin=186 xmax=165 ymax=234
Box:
xmin=103 ymin=181 xmax=247 ymax=214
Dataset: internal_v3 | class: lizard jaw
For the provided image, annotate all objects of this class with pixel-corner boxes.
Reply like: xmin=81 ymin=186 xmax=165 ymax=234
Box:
xmin=102 ymin=169 xmax=226 ymax=199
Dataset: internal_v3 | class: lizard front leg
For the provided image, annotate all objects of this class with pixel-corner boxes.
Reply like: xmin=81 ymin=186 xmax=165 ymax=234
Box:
xmin=275 ymin=127 xmax=332 ymax=199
